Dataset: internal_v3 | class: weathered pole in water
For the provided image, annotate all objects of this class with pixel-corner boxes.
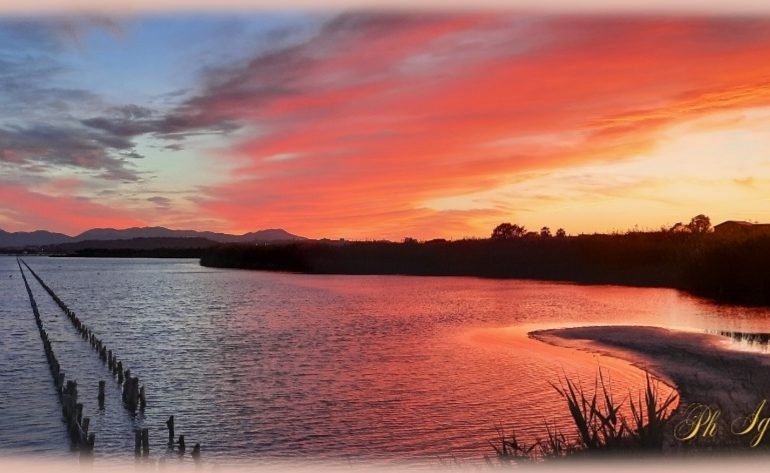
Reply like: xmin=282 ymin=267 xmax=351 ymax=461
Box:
xmin=141 ymin=428 xmax=149 ymax=456
xmin=98 ymin=380 xmax=105 ymax=408
xmin=123 ymin=376 xmax=139 ymax=411
xmin=139 ymin=385 xmax=146 ymax=410
xmin=166 ymin=416 xmax=174 ymax=446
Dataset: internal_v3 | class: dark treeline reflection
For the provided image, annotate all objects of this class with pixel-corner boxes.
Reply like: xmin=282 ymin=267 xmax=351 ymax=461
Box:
xmin=200 ymin=232 xmax=770 ymax=307
xmin=715 ymin=330 xmax=770 ymax=349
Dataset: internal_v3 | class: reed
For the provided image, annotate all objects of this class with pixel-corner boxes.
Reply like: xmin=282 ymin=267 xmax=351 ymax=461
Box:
xmin=489 ymin=369 xmax=678 ymax=464
xmin=626 ymin=372 xmax=678 ymax=450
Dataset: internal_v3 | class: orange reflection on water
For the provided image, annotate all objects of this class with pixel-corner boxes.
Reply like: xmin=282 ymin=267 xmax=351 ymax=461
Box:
xmin=459 ymin=324 xmax=680 ymax=446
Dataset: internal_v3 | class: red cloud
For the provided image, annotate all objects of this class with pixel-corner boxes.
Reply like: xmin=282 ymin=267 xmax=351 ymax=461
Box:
xmin=10 ymin=14 xmax=770 ymax=238
xmin=0 ymin=183 xmax=144 ymax=235
xmin=183 ymin=15 xmax=770 ymax=239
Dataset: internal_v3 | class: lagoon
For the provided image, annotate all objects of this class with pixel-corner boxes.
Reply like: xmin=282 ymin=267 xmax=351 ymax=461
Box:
xmin=2 ymin=256 xmax=769 ymax=465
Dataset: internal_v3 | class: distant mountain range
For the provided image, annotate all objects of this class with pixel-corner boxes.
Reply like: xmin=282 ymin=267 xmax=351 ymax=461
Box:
xmin=0 ymin=226 xmax=307 ymax=249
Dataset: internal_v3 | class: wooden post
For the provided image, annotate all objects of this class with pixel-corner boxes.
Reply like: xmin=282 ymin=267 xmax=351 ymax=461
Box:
xmin=166 ymin=416 xmax=174 ymax=445
xmin=192 ymin=443 xmax=200 ymax=460
xmin=98 ymin=380 xmax=105 ymax=408
xmin=130 ymin=378 xmax=138 ymax=410
xmin=124 ymin=377 xmax=131 ymax=406
xmin=61 ymin=387 xmax=71 ymax=419
xmin=117 ymin=362 xmax=123 ymax=383
xmin=122 ymin=370 xmax=131 ymax=402
xmin=139 ymin=385 xmax=146 ymax=410
xmin=178 ymin=434 xmax=185 ymax=452
xmin=134 ymin=429 xmax=141 ymax=454
xmin=141 ymin=428 xmax=149 ymax=456
xmin=124 ymin=377 xmax=139 ymax=410
xmin=81 ymin=417 xmax=90 ymax=436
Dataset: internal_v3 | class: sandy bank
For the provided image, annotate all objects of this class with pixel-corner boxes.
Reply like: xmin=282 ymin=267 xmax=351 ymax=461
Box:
xmin=531 ymin=326 xmax=770 ymax=448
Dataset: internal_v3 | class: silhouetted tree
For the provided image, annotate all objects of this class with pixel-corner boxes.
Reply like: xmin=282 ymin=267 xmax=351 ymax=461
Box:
xmin=491 ymin=223 xmax=527 ymax=239
xmin=403 ymin=237 xmax=418 ymax=244
xmin=512 ymin=225 xmax=527 ymax=237
xmin=556 ymin=228 xmax=567 ymax=238
xmin=687 ymin=214 xmax=711 ymax=234
xmin=669 ymin=222 xmax=690 ymax=233
xmin=540 ymin=226 xmax=552 ymax=238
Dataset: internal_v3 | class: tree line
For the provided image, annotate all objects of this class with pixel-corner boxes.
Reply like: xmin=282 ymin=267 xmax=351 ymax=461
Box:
xmin=490 ymin=214 xmax=712 ymax=240
xmin=201 ymin=213 xmax=770 ymax=307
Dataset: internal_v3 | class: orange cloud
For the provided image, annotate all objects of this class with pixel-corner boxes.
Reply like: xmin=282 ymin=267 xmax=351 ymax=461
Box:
xmin=184 ymin=15 xmax=770 ymax=239
xmin=7 ymin=14 xmax=770 ymax=238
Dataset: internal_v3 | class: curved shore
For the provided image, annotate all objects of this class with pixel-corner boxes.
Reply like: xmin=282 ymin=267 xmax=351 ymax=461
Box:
xmin=530 ymin=326 xmax=770 ymax=448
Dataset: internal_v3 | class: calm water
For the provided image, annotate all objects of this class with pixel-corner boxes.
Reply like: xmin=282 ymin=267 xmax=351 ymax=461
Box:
xmin=2 ymin=256 xmax=770 ymax=466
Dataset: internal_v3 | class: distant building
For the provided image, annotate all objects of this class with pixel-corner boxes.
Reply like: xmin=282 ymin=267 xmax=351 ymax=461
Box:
xmin=714 ymin=220 xmax=770 ymax=236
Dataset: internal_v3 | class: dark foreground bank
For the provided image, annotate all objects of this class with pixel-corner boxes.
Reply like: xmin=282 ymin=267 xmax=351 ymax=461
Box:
xmin=199 ymin=233 xmax=770 ymax=306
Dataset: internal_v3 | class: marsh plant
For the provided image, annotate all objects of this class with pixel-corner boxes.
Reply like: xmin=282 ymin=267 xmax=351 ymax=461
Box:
xmin=488 ymin=370 xmax=678 ymax=464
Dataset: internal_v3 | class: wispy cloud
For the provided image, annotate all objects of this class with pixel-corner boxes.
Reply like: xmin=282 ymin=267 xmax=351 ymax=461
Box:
xmin=172 ymin=13 xmax=770 ymax=237
xmin=147 ymin=195 xmax=172 ymax=207
xmin=0 ymin=124 xmax=142 ymax=180
xmin=4 ymin=13 xmax=770 ymax=236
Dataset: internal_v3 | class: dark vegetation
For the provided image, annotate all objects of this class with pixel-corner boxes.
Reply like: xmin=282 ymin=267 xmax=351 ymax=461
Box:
xmin=200 ymin=215 xmax=770 ymax=306
xmin=488 ymin=371 xmax=677 ymax=463
xmin=53 ymin=237 xmax=221 ymax=253
xmin=1 ymin=237 xmax=219 ymax=258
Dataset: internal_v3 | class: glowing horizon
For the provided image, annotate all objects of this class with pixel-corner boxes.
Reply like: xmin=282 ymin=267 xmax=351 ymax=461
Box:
xmin=2 ymin=12 xmax=770 ymax=240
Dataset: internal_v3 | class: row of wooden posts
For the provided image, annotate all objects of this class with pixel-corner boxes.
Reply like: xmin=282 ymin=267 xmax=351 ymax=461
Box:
xmin=21 ymin=259 xmax=146 ymax=412
xmin=16 ymin=258 xmax=95 ymax=454
xmin=19 ymin=259 xmax=201 ymax=459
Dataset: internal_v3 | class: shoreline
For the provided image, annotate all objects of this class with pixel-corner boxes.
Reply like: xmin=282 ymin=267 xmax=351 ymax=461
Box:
xmin=199 ymin=236 xmax=770 ymax=307
xmin=530 ymin=326 xmax=770 ymax=449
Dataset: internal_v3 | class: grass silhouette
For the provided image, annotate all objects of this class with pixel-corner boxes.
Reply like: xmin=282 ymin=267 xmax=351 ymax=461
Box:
xmin=487 ymin=370 xmax=677 ymax=464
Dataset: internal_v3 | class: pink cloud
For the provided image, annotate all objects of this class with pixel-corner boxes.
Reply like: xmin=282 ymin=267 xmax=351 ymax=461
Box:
xmin=10 ymin=14 xmax=770 ymax=238
xmin=179 ymin=15 xmax=770 ymax=239
xmin=0 ymin=183 xmax=144 ymax=234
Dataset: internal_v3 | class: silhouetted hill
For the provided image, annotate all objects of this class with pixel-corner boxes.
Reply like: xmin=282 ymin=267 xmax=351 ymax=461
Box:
xmin=0 ymin=226 xmax=306 ymax=248
xmin=72 ymin=227 xmax=305 ymax=243
xmin=0 ymin=229 xmax=70 ymax=247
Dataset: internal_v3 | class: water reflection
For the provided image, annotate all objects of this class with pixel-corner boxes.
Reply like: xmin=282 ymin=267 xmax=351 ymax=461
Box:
xmin=2 ymin=256 xmax=770 ymax=465
xmin=710 ymin=330 xmax=770 ymax=352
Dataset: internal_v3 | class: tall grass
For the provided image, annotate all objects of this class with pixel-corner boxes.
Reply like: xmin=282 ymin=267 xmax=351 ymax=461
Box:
xmin=488 ymin=370 xmax=677 ymax=464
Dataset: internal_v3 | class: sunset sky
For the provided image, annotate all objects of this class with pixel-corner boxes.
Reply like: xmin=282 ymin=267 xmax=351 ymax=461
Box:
xmin=2 ymin=9 xmax=770 ymax=240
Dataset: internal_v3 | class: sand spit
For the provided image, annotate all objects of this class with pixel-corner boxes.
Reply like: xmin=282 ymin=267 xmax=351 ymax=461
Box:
xmin=531 ymin=325 xmax=770 ymax=451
